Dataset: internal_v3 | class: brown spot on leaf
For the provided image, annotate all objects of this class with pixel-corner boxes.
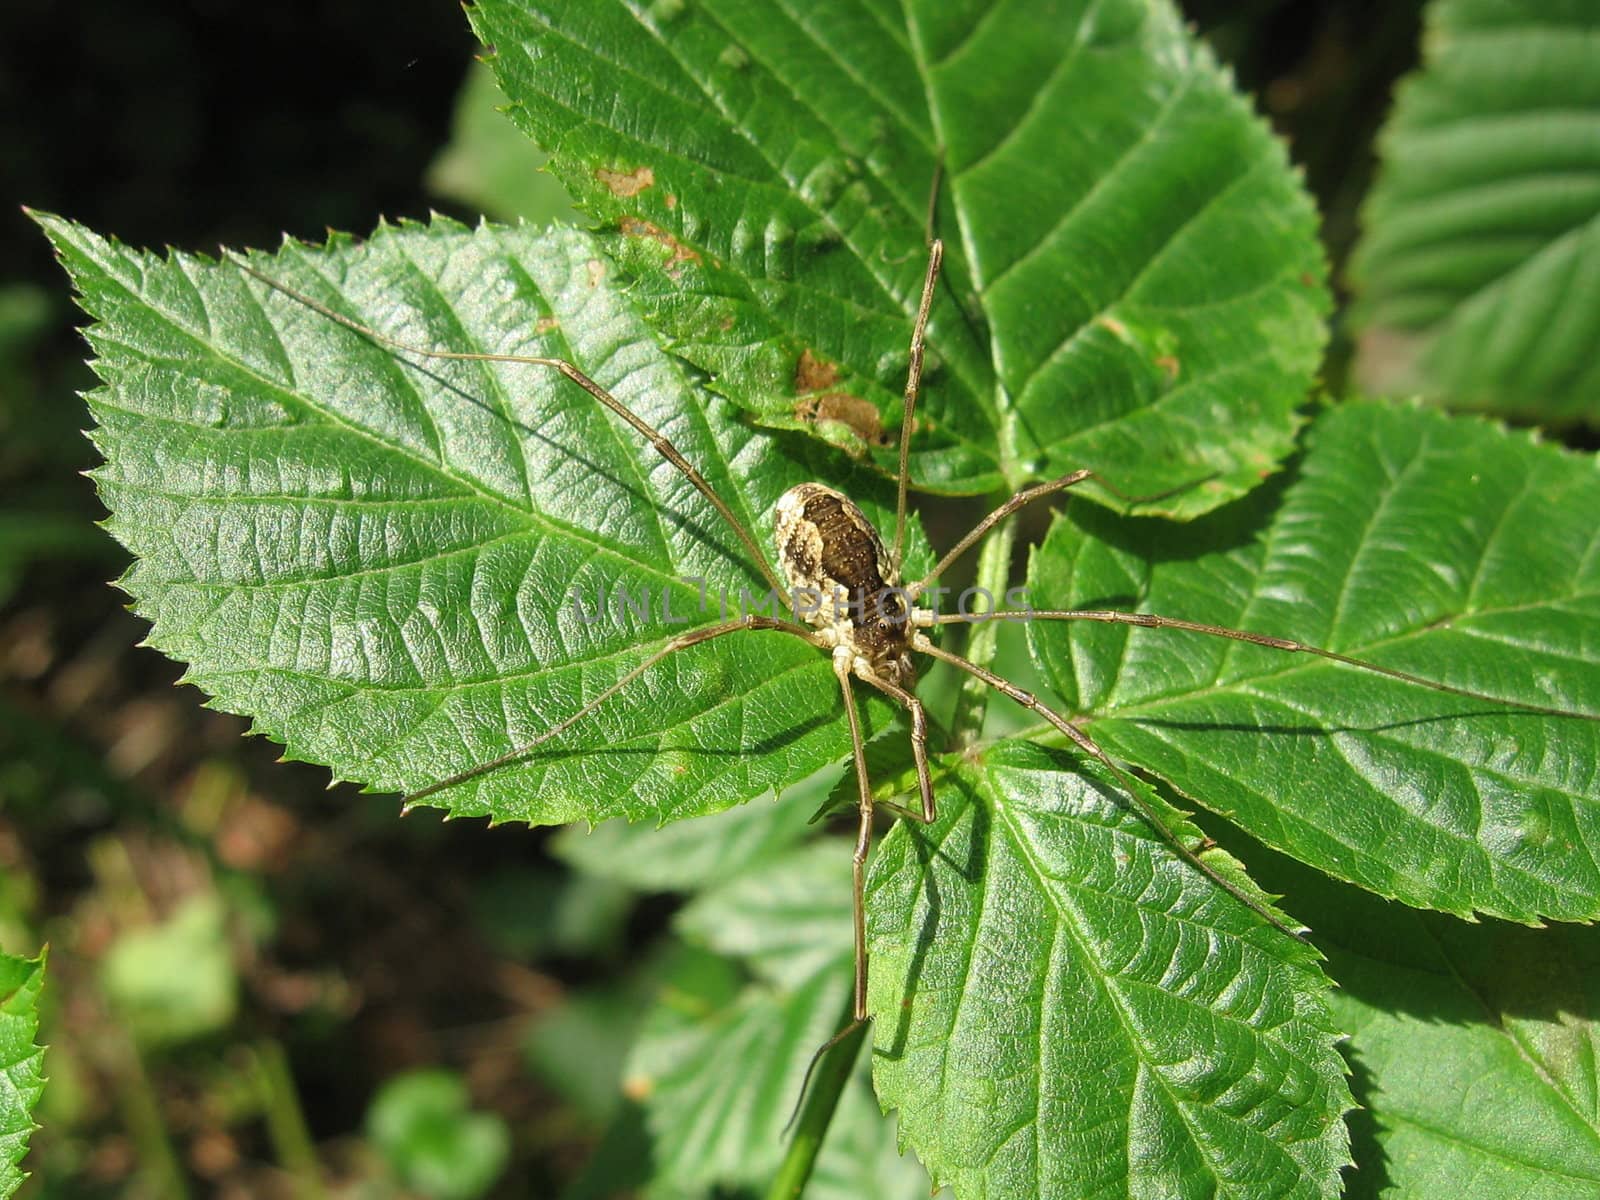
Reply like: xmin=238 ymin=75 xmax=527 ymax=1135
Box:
xmin=795 ymin=392 xmax=890 ymax=448
xmin=534 ymin=316 xmax=559 ymax=334
xmin=1154 ymin=354 xmax=1180 ymax=382
xmin=793 ymin=348 xmax=840 ymax=394
xmin=595 ymin=165 xmax=655 ymax=197
xmin=619 ymin=217 xmax=700 ymax=269
xmin=665 ymin=193 xmax=678 ymax=210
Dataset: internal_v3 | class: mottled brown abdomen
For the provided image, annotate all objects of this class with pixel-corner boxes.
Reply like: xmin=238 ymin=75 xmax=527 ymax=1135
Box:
xmin=773 ymin=484 xmax=913 ymax=677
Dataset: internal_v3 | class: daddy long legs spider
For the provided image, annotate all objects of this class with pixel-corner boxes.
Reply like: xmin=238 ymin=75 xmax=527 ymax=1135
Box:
xmin=228 ymin=233 xmax=1600 ymax=1088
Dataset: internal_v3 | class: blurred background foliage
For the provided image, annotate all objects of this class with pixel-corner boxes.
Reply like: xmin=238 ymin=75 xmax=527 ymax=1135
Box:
xmin=0 ymin=0 xmax=1588 ymax=1195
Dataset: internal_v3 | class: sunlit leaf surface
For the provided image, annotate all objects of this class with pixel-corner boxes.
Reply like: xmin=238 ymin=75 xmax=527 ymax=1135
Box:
xmin=473 ymin=0 xmax=1327 ymax=513
xmin=1031 ymin=402 xmax=1600 ymax=923
xmin=0 ymin=951 xmax=45 ymax=1198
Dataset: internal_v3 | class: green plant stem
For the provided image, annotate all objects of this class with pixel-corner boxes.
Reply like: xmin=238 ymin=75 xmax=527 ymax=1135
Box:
xmin=765 ymin=994 xmax=867 ymax=1200
xmin=112 ymin=1032 xmax=189 ymax=1200
xmin=253 ymin=1039 xmax=327 ymax=1199
xmin=948 ymin=508 xmax=1015 ymax=746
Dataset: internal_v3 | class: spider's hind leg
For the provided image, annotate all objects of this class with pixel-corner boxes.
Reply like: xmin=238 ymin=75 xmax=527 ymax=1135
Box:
xmin=858 ymin=671 xmax=936 ymax=825
xmin=914 ymin=633 xmax=1308 ymax=942
xmin=833 ymin=651 xmax=878 ymax=1025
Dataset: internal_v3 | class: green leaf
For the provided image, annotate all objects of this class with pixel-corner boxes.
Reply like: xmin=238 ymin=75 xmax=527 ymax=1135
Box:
xmin=676 ymin=836 xmax=853 ymax=989
xmin=1350 ymin=0 xmax=1600 ymax=425
xmin=1030 ymin=400 xmax=1600 ymax=922
xmin=0 ymin=950 xmax=45 ymax=1199
xmin=1333 ymin=910 xmax=1600 ymax=1198
xmin=40 ymin=202 xmax=1345 ymax=1198
xmin=471 ymin=0 xmax=1327 ymax=513
xmin=625 ymin=854 xmax=936 ymax=1198
xmin=100 ymin=895 xmax=236 ymax=1047
xmin=626 ymin=954 xmax=853 ymax=1191
xmin=425 ymin=61 xmax=582 ymax=226
xmin=1237 ymin=831 xmax=1600 ymax=1199
xmin=867 ymin=741 xmax=1349 ymax=1198
xmin=366 ymin=1069 xmax=511 ymax=1200
xmin=41 ymin=212 xmax=921 ymax=824
xmin=551 ymin=768 xmax=824 ymax=891
xmin=525 ymin=985 xmax=641 ymax=1124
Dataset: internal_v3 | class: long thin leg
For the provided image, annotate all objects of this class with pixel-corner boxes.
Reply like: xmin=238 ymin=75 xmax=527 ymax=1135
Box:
xmin=783 ymin=655 xmax=880 ymax=1136
xmin=910 ymin=469 xmax=1095 ymax=597
xmin=859 ymin=672 xmax=936 ymax=824
xmin=892 ymin=239 xmax=944 ymax=573
xmin=406 ymin=616 xmax=816 ymax=803
xmin=834 ymin=654 xmax=877 ymax=1022
xmin=915 ymin=636 xmax=1307 ymax=940
xmin=923 ymin=149 xmax=945 ymax=247
xmin=935 ymin=609 xmax=1600 ymax=721
xmin=229 ymin=255 xmax=789 ymax=599
xmin=785 ymin=666 xmax=935 ymax=1136
xmin=910 ymin=464 xmax=1237 ymax=599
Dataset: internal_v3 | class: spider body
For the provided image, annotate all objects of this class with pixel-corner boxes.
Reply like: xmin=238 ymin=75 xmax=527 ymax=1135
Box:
xmin=774 ymin=482 xmax=924 ymax=689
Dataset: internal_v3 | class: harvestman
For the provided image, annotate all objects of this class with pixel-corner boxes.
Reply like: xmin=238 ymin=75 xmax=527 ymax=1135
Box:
xmin=232 ymin=238 xmax=1595 ymax=1060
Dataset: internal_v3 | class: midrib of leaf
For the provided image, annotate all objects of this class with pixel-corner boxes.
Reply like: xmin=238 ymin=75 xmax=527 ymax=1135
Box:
xmin=898 ymin=2 xmax=1015 ymax=486
xmin=103 ymin=410 xmax=702 ymax=603
xmin=908 ymin=0 xmax=1254 ymax=489
xmin=914 ymin=0 xmax=1323 ymax=510
xmin=1385 ymin=1110 xmax=1599 ymax=1182
xmin=932 ymin=12 xmax=1098 ymax=184
xmin=89 ymin=250 xmax=525 ymax=524
xmin=906 ymin=0 xmax=1087 ymax=480
xmin=502 ymin=9 xmax=963 ymax=333
xmin=869 ymin=751 xmax=1347 ymax=1197
xmin=1425 ymin=931 xmax=1596 ymax=1131
xmin=227 ymin=243 xmax=783 ymax=597
xmin=980 ymin=78 xmax=1197 ymax=302
xmin=1017 ymin=774 xmax=1329 ymax=1175
xmin=476 ymin=0 xmax=1003 ymax=479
